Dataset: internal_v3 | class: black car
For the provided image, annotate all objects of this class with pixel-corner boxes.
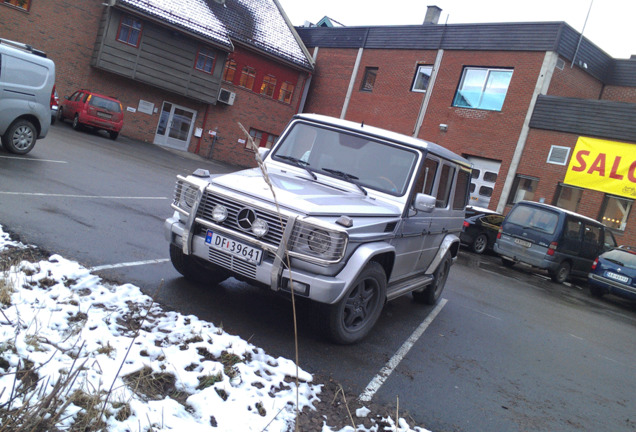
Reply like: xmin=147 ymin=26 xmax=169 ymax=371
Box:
xmin=588 ymin=246 xmax=636 ymax=301
xmin=461 ymin=211 xmax=504 ymax=254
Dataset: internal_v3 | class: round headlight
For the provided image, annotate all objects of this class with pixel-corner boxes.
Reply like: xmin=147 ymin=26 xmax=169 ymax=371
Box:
xmin=183 ymin=186 xmax=198 ymax=208
xmin=212 ymin=205 xmax=228 ymax=222
xmin=308 ymin=229 xmax=331 ymax=254
xmin=251 ymin=218 xmax=269 ymax=237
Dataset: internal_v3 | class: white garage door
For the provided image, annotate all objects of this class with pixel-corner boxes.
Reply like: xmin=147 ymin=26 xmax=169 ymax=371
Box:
xmin=466 ymin=156 xmax=501 ymax=209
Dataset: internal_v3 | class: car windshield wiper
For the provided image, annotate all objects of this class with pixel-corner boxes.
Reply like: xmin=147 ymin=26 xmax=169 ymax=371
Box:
xmin=606 ymin=258 xmax=624 ymax=266
xmin=322 ymin=168 xmax=367 ymax=195
xmin=277 ymin=155 xmax=317 ymax=180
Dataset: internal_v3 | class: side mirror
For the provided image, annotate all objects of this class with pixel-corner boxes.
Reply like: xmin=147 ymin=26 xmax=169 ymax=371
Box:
xmin=256 ymin=147 xmax=269 ymax=161
xmin=414 ymin=193 xmax=435 ymax=213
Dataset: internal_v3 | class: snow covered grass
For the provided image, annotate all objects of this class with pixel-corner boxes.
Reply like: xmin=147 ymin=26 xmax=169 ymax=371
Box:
xmin=0 ymin=226 xmax=428 ymax=431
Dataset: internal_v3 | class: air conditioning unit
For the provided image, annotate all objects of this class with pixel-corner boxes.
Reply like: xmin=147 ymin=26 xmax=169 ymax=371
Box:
xmin=218 ymin=88 xmax=236 ymax=105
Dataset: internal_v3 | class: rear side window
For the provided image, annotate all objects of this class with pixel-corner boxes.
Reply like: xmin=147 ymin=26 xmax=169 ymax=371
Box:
xmin=507 ymin=206 xmax=559 ymax=234
xmin=453 ymin=168 xmax=470 ymax=210
xmin=90 ymin=96 xmax=121 ymax=112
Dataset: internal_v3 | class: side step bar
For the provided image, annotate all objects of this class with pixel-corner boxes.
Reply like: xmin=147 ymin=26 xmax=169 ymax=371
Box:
xmin=386 ymin=274 xmax=434 ymax=301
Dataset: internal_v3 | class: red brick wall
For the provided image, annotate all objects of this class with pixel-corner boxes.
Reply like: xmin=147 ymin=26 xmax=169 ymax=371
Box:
xmin=0 ymin=1 xmax=307 ymax=168
xmin=344 ymin=49 xmax=438 ymax=134
xmin=303 ymin=47 xmax=358 ymax=117
xmin=548 ymin=58 xmax=603 ymax=99
xmin=601 ymin=86 xmax=636 ymax=103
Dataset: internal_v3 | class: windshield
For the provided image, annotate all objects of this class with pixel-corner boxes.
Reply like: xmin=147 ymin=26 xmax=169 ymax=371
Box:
xmin=507 ymin=205 xmax=559 ymax=234
xmin=90 ymin=96 xmax=121 ymax=112
xmin=271 ymin=122 xmax=418 ymax=196
xmin=602 ymin=248 xmax=636 ymax=270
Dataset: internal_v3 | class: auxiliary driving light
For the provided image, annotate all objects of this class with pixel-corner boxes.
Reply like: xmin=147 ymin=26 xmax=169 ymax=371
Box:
xmin=212 ymin=204 xmax=228 ymax=222
xmin=251 ymin=218 xmax=269 ymax=237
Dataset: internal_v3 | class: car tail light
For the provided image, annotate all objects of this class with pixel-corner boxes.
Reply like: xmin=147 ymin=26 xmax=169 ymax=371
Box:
xmin=547 ymin=241 xmax=558 ymax=256
xmin=50 ymin=85 xmax=58 ymax=109
xmin=591 ymin=257 xmax=599 ymax=270
xmin=463 ymin=221 xmax=470 ymax=228
xmin=497 ymin=227 xmax=503 ymax=239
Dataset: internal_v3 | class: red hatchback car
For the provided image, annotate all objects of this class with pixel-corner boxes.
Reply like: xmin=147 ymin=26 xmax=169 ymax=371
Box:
xmin=58 ymin=89 xmax=123 ymax=140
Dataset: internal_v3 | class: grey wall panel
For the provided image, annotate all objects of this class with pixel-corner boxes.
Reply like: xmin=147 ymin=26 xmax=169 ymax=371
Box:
xmin=531 ymin=95 xmax=636 ymax=143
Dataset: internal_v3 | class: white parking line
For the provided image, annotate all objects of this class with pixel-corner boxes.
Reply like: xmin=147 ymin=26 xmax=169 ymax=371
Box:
xmin=0 ymin=155 xmax=67 ymax=163
xmin=0 ymin=192 xmax=167 ymax=200
xmin=359 ymin=298 xmax=448 ymax=402
xmin=90 ymin=258 xmax=170 ymax=272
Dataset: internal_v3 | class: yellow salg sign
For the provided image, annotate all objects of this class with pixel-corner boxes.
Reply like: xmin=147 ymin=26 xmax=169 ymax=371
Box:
xmin=564 ymin=137 xmax=636 ymax=199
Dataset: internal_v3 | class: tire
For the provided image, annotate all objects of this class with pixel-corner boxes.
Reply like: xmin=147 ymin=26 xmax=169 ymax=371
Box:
xmin=501 ymin=257 xmax=516 ymax=267
xmin=169 ymin=243 xmax=229 ymax=286
xmin=109 ymin=131 xmax=119 ymax=140
xmin=72 ymin=114 xmax=82 ymax=131
xmin=1 ymin=119 xmax=37 ymax=155
xmin=413 ymin=251 xmax=451 ymax=305
xmin=321 ymin=261 xmax=386 ymax=344
xmin=550 ymin=261 xmax=571 ymax=284
xmin=57 ymin=108 xmax=64 ymax=123
xmin=471 ymin=233 xmax=488 ymax=254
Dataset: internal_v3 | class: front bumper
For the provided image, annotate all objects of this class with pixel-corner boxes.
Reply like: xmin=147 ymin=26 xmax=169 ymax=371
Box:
xmin=165 ymin=215 xmax=348 ymax=304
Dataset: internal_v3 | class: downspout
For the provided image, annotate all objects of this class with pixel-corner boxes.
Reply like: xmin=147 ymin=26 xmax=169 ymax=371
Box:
xmin=496 ymin=51 xmax=559 ymax=213
xmin=413 ymin=49 xmax=444 ymax=137
xmin=195 ymin=103 xmax=210 ymax=155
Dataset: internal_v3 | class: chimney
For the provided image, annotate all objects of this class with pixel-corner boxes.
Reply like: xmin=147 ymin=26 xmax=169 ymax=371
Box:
xmin=423 ymin=5 xmax=441 ymax=25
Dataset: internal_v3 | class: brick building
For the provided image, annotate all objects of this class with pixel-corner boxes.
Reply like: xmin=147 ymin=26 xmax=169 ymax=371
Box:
xmin=296 ymin=10 xmax=636 ymax=246
xmin=0 ymin=0 xmax=313 ymax=167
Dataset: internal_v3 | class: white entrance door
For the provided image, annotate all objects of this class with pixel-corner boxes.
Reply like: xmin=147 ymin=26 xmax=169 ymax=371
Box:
xmin=466 ymin=156 xmax=501 ymax=209
xmin=154 ymin=102 xmax=197 ymax=151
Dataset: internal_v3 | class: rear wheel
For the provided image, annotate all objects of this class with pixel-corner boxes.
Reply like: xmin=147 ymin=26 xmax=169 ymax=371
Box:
xmin=321 ymin=261 xmax=386 ymax=344
xmin=72 ymin=114 xmax=82 ymax=131
xmin=57 ymin=108 xmax=64 ymax=123
xmin=2 ymin=119 xmax=37 ymax=154
xmin=471 ymin=233 xmax=488 ymax=254
xmin=550 ymin=261 xmax=571 ymax=284
xmin=413 ymin=252 xmax=451 ymax=305
xmin=169 ymin=243 xmax=230 ymax=286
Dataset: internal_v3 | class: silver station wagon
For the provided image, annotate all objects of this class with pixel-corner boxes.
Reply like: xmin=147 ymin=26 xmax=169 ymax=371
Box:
xmin=165 ymin=114 xmax=471 ymax=343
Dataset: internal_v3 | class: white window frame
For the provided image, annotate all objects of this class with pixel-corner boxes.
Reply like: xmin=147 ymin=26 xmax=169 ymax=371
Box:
xmin=411 ymin=64 xmax=433 ymax=93
xmin=547 ymin=145 xmax=571 ymax=166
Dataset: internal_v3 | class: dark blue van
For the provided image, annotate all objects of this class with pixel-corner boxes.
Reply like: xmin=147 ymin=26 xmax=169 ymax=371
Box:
xmin=493 ymin=201 xmax=617 ymax=283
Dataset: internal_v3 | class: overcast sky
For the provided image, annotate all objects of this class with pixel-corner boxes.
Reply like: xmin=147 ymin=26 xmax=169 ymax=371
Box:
xmin=277 ymin=0 xmax=636 ymax=59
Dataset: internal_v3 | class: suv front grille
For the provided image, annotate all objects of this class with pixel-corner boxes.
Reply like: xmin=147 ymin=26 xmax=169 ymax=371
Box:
xmin=196 ymin=191 xmax=288 ymax=247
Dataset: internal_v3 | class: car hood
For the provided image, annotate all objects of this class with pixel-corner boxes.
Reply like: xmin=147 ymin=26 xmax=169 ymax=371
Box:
xmin=210 ymin=168 xmax=402 ymax=216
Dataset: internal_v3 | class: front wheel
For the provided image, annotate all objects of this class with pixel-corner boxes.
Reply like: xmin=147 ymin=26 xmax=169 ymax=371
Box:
xmin=109 ymin=131 xmax=119 ymax=140
xmin=321 ymin=261 xmax=386 ymax=344
xmin=2 ymin=119 xmax=37 ymax=154
xmin=169 ymin=243 xmax=229 ymax=286
xmin=550 ymin=261 xmax=571 ymax=284
xmin=413 ymin=251 xmax=451 ymax=305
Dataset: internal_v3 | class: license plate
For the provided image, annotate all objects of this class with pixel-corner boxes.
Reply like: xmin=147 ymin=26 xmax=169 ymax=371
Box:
xmin=605 ymin=271 xmax=629 ymax=283
xmin=205 ymin=230 xmax=262 ymax=264
xmin=514 ymin=238 xmax=532 ymax=248
xmin=97 ymin=111 xmax=111 ymax=119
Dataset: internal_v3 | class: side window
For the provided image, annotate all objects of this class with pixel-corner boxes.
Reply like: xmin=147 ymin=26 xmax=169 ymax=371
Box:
xmin=583 ymin=224 xmax=601 ymax=246
xmin=453 ymin=168 xmax=470 ymax=210
xmin=564 ymin=218 xmax=581 ymax=240
xmin=436 ymin=164 xmax=455 ymax=208
xmin=422 ymin=158 xmax=438 ymax=195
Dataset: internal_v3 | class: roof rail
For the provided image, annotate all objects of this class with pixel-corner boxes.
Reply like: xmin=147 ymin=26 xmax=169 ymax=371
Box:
xmin=0 ymin=38 xmax=48 ymax=58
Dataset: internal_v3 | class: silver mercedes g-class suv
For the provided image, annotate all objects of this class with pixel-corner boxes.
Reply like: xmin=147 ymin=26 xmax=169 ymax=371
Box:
xmin=165 ymin=114 xmax=471 ymax=343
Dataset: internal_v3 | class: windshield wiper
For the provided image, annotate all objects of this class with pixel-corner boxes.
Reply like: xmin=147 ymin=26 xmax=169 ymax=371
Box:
xmin=322 ymin=168 xmax=367 ymax=195
xmin=277 ymin=155 xmax=317 ymax=180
